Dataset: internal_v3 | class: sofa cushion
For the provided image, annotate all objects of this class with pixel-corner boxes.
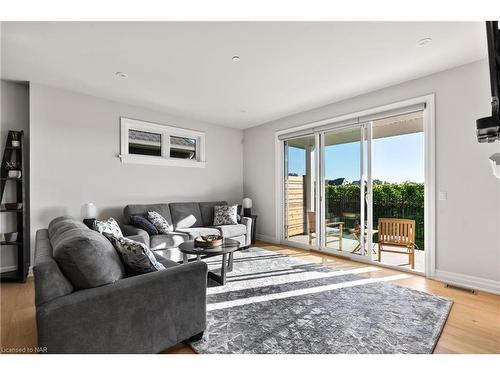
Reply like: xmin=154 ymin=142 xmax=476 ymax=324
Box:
xmin=48 ymin=216 xmax=88 ymax=245
xmin=170 ymin=202 xmax=203 ymax=229
xmin=212 ymin=224 xmax=247 ymax=238
xmin=104 ymin=234 xmax=165 ymax=275
xmin=48 ymin=215 xmax=74 ymax=235
xmin=154 ymin=248 xmax=195 ymax=263
xmin=153 ymin=252 xmax=180 ymax=269
xmin=147 ymin=211 xmax=172 ymax=234
xmin=34 ymin=229 xmax=74 ymax=306
xmin=150 ymin=232 xmax=189 ymax=250
xmin=176 ymin=227 xmax=221 ymax=239
xmin=213 ymin=205 xmax=238 ymax=225
xmin=126 ymin=234 xmax=148 ymax=245
xmin=94 ymin=217 xmax=123 ymax=238
xmin=129 ymin=215 xmax=158 ymax=235
xmin=199 ymin=201 xmax=227 ymax=227
xmin=53 ymin=228 xmax=125 ymax=289
xmin=123 ymin=203 xmax=173 ymax=230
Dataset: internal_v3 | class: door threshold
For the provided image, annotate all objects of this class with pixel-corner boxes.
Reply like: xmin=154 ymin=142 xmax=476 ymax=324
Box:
xmin=310 ymin=247 xmax=425 ymax=277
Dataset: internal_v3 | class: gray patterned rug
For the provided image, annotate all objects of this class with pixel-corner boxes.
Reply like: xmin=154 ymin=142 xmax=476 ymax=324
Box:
xmin=188 ymin=247 xmax=452 ymax=354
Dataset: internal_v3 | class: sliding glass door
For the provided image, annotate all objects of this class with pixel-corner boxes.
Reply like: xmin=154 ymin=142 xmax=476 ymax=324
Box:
xmin=371 ymin=111 xmax=425 ymax=272
xmin=281 ymin=104 xmax=426 ymax=273
xmin=283 ymin=134 xmax=318 ymax=247
xmin=282 ymin=127 xmax=370 ymax=256
xmin=321 ymin=125 xmax=371 ymax=258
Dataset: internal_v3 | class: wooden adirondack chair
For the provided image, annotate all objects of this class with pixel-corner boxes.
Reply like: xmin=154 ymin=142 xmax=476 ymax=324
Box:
xmin=377 ymin=218 xmax=416 ymax=269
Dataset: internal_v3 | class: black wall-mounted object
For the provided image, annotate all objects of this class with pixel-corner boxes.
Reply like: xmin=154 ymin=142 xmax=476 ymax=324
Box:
xmin=477 ymin=21 xmax=500 ymax=143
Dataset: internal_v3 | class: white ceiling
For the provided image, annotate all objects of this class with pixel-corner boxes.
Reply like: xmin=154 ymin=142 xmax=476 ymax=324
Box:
xmin=1 ymin=22 xmax=487 ymax=129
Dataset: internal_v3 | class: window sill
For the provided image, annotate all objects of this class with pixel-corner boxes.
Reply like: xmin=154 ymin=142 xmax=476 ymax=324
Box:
xmin=119 ymin=154 xmax=207 ymax=168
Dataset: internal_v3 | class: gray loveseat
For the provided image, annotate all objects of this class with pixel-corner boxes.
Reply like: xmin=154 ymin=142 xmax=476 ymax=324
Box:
xmin=34 ymin=216 xmax=207 ymax=353
xmin=122 ymin=201 xmax=252 ymax=262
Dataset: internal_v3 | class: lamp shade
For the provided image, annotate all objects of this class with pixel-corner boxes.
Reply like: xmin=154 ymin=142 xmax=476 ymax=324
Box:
xmin=242 ymin=198 xmax=252 ymax=209
xmin=81 ymin=203 xmax=97 ymax=219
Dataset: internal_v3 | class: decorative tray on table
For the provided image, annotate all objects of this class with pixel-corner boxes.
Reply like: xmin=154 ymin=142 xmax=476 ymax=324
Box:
xmin=194 ymin=235 xmax=223 ymax=248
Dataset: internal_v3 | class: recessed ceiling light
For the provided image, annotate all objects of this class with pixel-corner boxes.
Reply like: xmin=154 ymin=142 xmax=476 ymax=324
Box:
xmin=115 ymin=71 xmax=128 ymax=78
xmin=232 ymin=56 xmax=241 ymax=62
xmin=416 ymin=38 xmax=432 ymax=47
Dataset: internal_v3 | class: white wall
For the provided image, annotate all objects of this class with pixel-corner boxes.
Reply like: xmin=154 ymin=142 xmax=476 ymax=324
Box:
xmin=30 ymin=83 xmax=244 ymax=261
xmin=0 ymin=80 xmax=29 ymax=272
xmin=243 ymin=59 xmax=500 ymax=286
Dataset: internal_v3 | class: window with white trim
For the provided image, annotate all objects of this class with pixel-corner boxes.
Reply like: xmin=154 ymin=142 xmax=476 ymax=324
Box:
xmin=119 ymin=117 xmax=206 ymax=167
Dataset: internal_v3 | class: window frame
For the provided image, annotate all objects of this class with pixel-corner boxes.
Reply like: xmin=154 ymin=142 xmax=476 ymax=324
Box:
xmin=119 ymin=117 xmax=206 ymax=168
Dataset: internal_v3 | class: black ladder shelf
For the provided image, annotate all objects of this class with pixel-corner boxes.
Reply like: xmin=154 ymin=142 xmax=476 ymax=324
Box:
xmin=1 ymin=130 xmax=29 ymax=282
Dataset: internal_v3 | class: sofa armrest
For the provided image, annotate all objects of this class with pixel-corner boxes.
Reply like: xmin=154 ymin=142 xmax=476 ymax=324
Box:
xmin=125 ymin=234 xmax=147 ymax=245
xmin=241 ymin=216 xmax=252 ymax=246
xmin=120 ymin=224 xmax=150 ymax=245
xmin=36 ymin=261 xmax=207 ymax=353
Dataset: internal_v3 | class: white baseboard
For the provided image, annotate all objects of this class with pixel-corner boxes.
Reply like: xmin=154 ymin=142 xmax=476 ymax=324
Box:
xmin=433 ymin=269 xmax=500 ymax=295
xmin=0 ymin=265 xmax=17 ymax=273
xmin=0 ymin=265 xmax=34 ymax=277
xmin=256 ymin=234 xmax=279 ymax=244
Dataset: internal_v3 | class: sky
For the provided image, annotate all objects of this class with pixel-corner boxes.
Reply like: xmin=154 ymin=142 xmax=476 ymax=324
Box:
xmin=288 ymin=132 xmax=424 ymax=183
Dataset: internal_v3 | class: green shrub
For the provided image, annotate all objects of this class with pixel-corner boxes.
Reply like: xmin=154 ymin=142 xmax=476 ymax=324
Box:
xmin=325 ymin=182 xmax=424 ymax=207
xmin=325 ymin=182 xmax=425 ymax=249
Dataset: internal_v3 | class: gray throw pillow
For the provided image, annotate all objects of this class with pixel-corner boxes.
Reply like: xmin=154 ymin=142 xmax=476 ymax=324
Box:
xmin=147 ymin=211 xmax=172 ymax=234
xmin=94 ymin=217 xmax=123 ymax=238
xmin=104 ymin=233 xmax=165 ymax=275
xmin=213 ymin=205 xmax=238 ymax=226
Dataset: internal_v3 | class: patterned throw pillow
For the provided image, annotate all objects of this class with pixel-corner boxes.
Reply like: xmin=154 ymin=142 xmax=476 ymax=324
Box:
xmin=104 ymin=233 xmax=165 ymax=275
xmin=213 ymin=205 xmax=238 ymax=226
xmin=94 ymin=217 xmax=123 ymax=238
xmin=147 ymin=211 xmax=172 ymax=234
xmin=130 ymin=215 xmax=159 ymax=235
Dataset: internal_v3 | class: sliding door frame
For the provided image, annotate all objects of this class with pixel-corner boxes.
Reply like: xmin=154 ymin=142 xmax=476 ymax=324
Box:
xmin=280 ymin=133 xmax=322 ymax=250
xmin=275 ymin=94 xmax=435 ymax=277
xmin=318 ymin=123 xmax=370 ymax=261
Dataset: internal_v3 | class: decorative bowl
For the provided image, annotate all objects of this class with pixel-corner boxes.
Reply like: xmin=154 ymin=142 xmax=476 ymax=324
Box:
xmin=194 ymin=235 xmax=223 ymax=248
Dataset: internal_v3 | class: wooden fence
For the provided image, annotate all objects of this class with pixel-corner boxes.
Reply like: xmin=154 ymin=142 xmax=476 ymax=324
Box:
xmin=285 ymin=176 xmax=306 ymax=237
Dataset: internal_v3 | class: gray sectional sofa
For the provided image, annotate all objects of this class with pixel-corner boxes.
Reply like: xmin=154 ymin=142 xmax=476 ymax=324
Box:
xmin=122 ymin=201 xmax=252 ymax=262
xmin=34 ymin=216 xmax=207 ymax=353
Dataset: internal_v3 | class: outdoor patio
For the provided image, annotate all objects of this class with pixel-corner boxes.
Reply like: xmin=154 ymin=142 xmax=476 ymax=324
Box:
xmin=286 ymin=234 xmax=425 ymax=273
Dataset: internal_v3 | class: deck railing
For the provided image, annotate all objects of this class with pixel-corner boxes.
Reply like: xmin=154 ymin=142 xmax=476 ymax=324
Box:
xmin=325 ymin=198 xmax=425 ymax=250
xmin=286 ymin=176 xmax=425 ymax=250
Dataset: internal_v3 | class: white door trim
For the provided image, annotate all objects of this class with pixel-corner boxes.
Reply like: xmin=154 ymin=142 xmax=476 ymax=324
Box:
xmin=275 ymin=94 xmax=436 ymax=277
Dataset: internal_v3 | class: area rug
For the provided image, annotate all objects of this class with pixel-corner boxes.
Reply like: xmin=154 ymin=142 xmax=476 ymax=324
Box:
xmin=188 ymin=247 xmax=452 ymax=354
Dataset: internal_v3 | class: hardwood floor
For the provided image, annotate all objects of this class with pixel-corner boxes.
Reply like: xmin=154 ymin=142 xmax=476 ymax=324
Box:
xmin=2 ymin=241 xmax=499 ymax=354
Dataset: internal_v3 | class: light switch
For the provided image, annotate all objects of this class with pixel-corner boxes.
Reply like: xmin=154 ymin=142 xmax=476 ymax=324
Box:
xmin=438 ymin=191 xmax=447 ymax=201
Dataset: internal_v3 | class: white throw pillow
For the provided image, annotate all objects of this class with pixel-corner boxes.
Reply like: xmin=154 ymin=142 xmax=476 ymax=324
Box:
xmin=93 ymin=217 xmax=123 ymax=238
xmin=147 ymin=211 xmax=172 ymax=234
xmin=213 ymin=205 xmax=238 ymax=226
xmin=104 ymin=233 xmax=165 ymax=275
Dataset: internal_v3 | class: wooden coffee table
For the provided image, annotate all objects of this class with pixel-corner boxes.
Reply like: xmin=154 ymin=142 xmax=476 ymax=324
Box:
xmin=179 ymin=238 xmax=242 ymax=285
